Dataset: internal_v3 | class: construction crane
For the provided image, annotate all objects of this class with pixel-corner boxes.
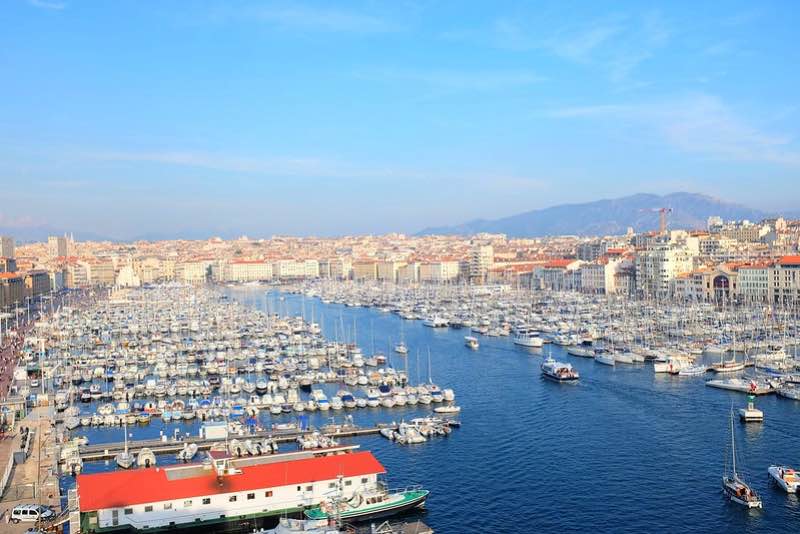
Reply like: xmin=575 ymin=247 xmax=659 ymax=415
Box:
xmin=639 ymin=207 xmax=672 ymax=235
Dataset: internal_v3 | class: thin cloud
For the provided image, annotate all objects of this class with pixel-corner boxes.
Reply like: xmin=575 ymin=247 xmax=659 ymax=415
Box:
xmin=357 ymin=67 xmax=545 ymax=92
xmin=252 ymin=5 xmax=393 ymax=33
xmin=546 ymin=94 xmax=800 ymax=166
xmin=27 ymin=0 xmax=65 ymax=9
xmin=447 ymin=10 xmax=670 ymax=86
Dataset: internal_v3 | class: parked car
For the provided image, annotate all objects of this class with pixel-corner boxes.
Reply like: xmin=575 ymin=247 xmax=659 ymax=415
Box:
xmin=10 ymin=504 xmax=54 ymax=524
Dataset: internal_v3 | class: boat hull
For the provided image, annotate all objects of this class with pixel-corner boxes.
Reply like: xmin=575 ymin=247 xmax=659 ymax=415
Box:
xmin=304 ymin=490 xmax=428 ymax=523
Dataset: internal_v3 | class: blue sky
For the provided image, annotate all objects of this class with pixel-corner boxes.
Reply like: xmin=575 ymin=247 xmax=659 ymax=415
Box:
xmin=1 ymin=0 xmax=799 ymax=239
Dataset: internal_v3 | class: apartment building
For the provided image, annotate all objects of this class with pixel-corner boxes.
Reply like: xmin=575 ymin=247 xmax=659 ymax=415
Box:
xmin=0 ymin=236 xmax=14 ymax=258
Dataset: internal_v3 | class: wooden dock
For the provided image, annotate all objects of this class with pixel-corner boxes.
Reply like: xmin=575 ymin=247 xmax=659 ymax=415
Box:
xmin=63 ymin=423 xmax=396 ymax=463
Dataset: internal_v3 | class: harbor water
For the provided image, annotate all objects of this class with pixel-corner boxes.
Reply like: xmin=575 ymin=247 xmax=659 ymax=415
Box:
xmin=64 ymin=288 xmax=800 ymax=533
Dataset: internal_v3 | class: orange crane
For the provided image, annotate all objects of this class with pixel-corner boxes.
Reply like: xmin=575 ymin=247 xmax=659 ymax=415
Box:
xmin=639 ymin=207 xmax=672 ymax=235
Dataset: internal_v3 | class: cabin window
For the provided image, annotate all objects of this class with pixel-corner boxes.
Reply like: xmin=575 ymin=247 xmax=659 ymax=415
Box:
xmin=305 ymin=485 xmax=313 ymax=492
xmin=144 ymin=505 xmax=153 ymax=512
xmin=265 ymin=491 xmax=273 ymax=498
xmin=328 ymin=482 xmax=336 ymax=489
xmin=345 ymin=480 xmax=352 ymax=486
xmin=163 ymin=503 xmax=172 ymax=510
xmin=202 ymin=498 xmax=211 ymax=505
xmin=296 ymin=486 xmax=301 ymax=491
xmin=184 ymin=500 xmax=192 ymax=508
xmin=124 ymin=508 xmax=133 ymax=515
xmin=361 ymin=477 xmax=368 ymax=483
xmin=229 ymin=496 xmax=237 ymax=502
xmin=247 ymin=493 xmax=255 ymax=500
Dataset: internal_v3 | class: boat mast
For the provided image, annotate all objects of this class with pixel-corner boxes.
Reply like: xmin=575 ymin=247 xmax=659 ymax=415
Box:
xmin=730 ymin=410 xmax=736 ymax=478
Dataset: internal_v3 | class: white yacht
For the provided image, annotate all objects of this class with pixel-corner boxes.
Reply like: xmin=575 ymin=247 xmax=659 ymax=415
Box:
xmin=541 ymin=357 xmax=579 ymax=382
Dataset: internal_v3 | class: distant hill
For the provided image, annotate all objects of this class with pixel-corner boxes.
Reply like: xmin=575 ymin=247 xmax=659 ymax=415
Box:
xmin=417 ymin=193 xmax=778 ymax=237
xmin=0 ymin=225 xmax=116 ymax=244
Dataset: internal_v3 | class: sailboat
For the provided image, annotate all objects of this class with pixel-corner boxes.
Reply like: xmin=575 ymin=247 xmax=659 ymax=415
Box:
xmin=115 ymin=418 xmax=134 ymax=469
xmin=711 ymin=332 xmax=745 ymax=373
xmin=722 ymin=410 xmax=762 ymax=508
xmin=394 ymin=321 xmax=408 ymax=355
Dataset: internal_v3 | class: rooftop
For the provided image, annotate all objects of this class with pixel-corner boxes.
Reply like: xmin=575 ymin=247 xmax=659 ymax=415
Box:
xmin=77 ymin=450 xmax=385 ymax=511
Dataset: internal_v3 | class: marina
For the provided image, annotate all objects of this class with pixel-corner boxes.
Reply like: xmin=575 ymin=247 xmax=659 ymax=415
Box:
xmin=5 ymin=282 xmax=800 ymax=533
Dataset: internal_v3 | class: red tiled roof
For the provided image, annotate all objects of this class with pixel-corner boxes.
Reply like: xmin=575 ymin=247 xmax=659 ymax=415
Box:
xmin=779 ymin=255 xmax=800 ymax=266
xmin=77 ymin=451 xmax=385 ymax=511
xmin=543 ymin=259 xmax=575 ymax=269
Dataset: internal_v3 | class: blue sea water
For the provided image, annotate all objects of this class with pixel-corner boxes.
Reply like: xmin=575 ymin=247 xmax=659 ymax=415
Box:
xmin=64 ymin=288 xmax=800 ymax=533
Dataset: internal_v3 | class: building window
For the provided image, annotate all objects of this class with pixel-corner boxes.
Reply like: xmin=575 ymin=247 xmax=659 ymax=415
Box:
xmin=265 ymin=491 xmax=273 ymax=498
xmin=144 ymin=505 xmax=153 ymax=513
xmin=202 ymin=498 xmax=211 ymax=505
xmin=124 ymin=508 xmax=133 ymax=515
xmin=229 ymin=496 xmax=237 ymax=502
xmin=163 ymin=503 xmax=172 ymax=510
xmin=184 ymin=500 xmax=192 ymax=508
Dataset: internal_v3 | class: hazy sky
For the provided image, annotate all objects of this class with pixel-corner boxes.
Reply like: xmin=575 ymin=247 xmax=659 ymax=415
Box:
xmin=2 ymin=1 xmax=799 ymax=239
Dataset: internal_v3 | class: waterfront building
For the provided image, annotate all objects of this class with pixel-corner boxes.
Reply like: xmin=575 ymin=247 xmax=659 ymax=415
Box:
xmin=225 ymin=260 xmax=273 ymax=282
xmin=419 ymin=260 xmax=460 ymax=283
xmin=0 ymin=235 xmax=14 ymax=258
xmin=66 ymin=260 xmax=91 ymax=288
xmin=377 ymin=261 xmax=405 ymax=283
xmin=271 ymin=260 xmax=308 ymax=279
xmin=770 ymin=256 xmax=800 ymax=304
xmin=76 ymin=450 xmax=384 ymax=533
xmin=176 ymin=261 xmax=211 ymax=284
xmin=352 ymin=260 xmax=378 ymax=281
xmin=580 ymin=257 xmax=623 ymax=294
xmin=535 ymin=259 xmax=583 ymax=291
xmin=635 ymin=235 xmax=699 ymax=296
xmin=0 ymin=272 xmax=25 ymax=310
xmin=469 ymin=244 xmax=494 ymax=283
xmin=116 ymin=264 xmax=141 ymax=287
xmin=397 ymin=262 xmax=419 ymax=284
xmin=738 ymin=262 xmax=772 ymax=303
xmin=23 ymin=270 xmax=51 ymax=298
xmin=87 ymin=259 xmax=117 ymax=286
xmin=328 ymin=258 xmax=353 ymax=280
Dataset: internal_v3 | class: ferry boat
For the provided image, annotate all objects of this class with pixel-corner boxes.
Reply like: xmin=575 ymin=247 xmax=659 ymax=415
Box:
xmin=541 ymin=357 xmax=579 ymax=381
xmin=768 ymin=465 xmax=800 ymax=493
xmin=722 ymin=411 xmax=762 ymax=508
xmin=304 ymin=483 xmax=428 ymax=523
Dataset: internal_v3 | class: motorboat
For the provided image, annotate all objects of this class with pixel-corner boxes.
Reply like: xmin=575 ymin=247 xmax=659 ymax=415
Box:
xmin=541 ymin=356 xmax=579 ymax=382
xmin=768 ymin=465 xmax=800 ymax=493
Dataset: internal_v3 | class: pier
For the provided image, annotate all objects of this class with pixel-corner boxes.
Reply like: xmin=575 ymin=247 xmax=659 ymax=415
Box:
xmin=62 ymin=423 xmax=398 ymax=463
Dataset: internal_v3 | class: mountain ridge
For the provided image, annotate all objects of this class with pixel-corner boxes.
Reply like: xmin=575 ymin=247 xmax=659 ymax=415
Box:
xmin=418 ymin=192 xmax=785 ymax=237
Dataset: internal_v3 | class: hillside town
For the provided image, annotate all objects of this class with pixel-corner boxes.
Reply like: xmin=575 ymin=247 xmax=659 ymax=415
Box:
xmin=2 ymin=215 xmax=800 ymax=315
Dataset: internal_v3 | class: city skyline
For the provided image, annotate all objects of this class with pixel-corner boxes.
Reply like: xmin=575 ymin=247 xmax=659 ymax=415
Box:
xmin=2 ymin=1 xmax=799 ymax=239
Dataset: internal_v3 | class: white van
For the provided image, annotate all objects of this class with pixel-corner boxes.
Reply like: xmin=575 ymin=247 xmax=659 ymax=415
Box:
xmin=10 ymin=504 xmax=54 ymax=523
